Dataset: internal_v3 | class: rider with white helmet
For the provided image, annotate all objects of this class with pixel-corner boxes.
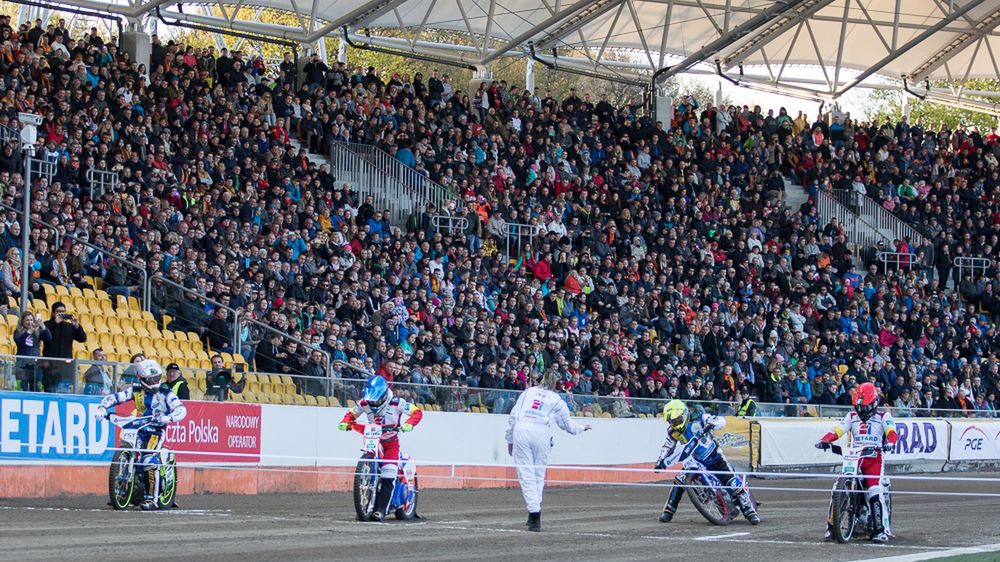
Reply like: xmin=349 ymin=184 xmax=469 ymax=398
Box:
xmin=339 ymin=375 xmax=423 ymax=521
xmin=94 ymin=359 xmax=187 ymax=510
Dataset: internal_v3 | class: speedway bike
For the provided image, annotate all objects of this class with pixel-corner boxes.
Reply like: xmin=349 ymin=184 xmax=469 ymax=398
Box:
xmin=672 ymin=428 xmax=758 ymax=525
xmin=107 ymin=414 xmax=178 ymax=510
xmin=351 ymin=423 xmax=419 ymax=521
xmin=825 ymin=443 xmax=892 ymax=543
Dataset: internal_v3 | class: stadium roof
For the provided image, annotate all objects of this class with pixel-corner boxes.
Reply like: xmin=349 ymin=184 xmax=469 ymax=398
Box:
xmin=51 ymin=0 xmax=1000 ymax=99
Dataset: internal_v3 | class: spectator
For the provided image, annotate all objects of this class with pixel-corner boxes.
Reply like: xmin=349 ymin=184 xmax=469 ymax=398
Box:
xmin=82 ymin=348 xmax=113 ymax=395
xmin=255 ymin=332 xmax=284 ymax=374
xmin=164 ymin=362 xmax=190 ymax=400
xmin=41 ymin=301 xmax=85 ymax=393
xmin=13 ymin=311 xmax=50 ymax=391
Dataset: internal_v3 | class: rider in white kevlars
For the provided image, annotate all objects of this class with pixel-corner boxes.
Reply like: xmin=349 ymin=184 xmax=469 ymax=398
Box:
xmin=94 ymin=359 xmax=187 ymax=511
xmin=505 ymin=369 xmax=591 ymax=532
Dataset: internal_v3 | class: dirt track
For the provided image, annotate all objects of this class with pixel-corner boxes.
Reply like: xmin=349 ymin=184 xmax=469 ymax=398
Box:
xmin=1 ymin=473 xmax=999 ymax=562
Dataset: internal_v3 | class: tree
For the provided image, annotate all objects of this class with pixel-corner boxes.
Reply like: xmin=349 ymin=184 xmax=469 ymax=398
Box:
xmin=860 ymin=80 xmax=1000 ymax=130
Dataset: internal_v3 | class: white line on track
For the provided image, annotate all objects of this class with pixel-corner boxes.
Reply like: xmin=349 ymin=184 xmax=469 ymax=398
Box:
xmin=0 ymin=506 xmax=232 ymax=516
xmin=849 ymin=542 xmax=1000 ymax=562
xmin=695 ymin=532 xmax=751 ymax=541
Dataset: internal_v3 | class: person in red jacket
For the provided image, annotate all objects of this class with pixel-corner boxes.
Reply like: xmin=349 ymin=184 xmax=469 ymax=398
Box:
xmin=338 ymin=376 xmax=422 ymax=521
xmin=815 ymin=382 xmax=898 ymax=543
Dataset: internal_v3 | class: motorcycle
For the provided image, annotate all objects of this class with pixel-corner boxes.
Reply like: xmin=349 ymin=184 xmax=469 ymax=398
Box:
xmin=352 ymin=423 xmax=418 ymax=521
xmin=107 ymin=414 xmax=177 ymax=511
xmin=825 ymin=443 xmax=892 ymax=543
xmin=672 ymin=428 xmax=758 ymax=526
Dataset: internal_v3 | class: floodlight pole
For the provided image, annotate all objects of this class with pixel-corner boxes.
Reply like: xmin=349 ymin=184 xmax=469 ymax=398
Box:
xmin=17 ymin=113 xmax=41 ymax=316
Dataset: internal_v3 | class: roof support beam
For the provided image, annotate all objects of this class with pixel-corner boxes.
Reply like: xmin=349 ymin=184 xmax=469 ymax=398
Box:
xmin=532 ymin=0 xmax=625 ymax=51
xmin=479 ymin=0 xmax=615 ymax=65
xmin=654 ymin=0 xmax=828 ymax=84
xmin=835 ymin=0 xmax=989 ymax=96
xmin=908 ymin=8 xmax=1000 ymax=82
xmin=716 ymin=0 xmax=835 ymax=68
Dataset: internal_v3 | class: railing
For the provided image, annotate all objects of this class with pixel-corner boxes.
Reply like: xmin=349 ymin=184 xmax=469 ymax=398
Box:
xmin=500 ymin=221 xmax=545 ymax=263
xmin=1 ymin=356 xmax=995 ymax=419
xmin=816 ymin=190 xmax=888 ymax=252
xmin=342 ymin=142 xmax=455 ymax=217
xmin=27 ymin=155 xmax=57 ymax=185
xmin=329 ymin=141 xmax=417 ymax=225
xmin=827 ymin=188 xmax=927 ymax=248
xmin=876 ymin=251 xmax=916 ymax=274
xmin=430 ymin=214 xmax=468 ymax=236
xmin=954 ymin=256 xmax=993 ymax=281
xmin=85 ymin=168 xmax=119 ymax=199
xmin=0 ymin=124 xmax=20 ymax=152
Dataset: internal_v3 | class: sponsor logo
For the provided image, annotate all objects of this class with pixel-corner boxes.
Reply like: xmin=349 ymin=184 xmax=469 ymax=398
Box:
xmin=531 ymin=400 xmax=542 ymax=410
xmin=958 ymin=426 xmax=988 ymax=453
xmin=890 ymin=421 xmax=938 ymax=455
xmin=0 ymin=393 xmax=113 ymax=461
xmin=717 ymin=432 xmax=749 ymax=449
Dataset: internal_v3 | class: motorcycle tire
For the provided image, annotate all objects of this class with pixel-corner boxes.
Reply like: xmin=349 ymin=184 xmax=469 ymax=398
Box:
xmin=354 ymin=452 xmax=378 ymax=521
xmin=108 ymin=450 xmax=135 ymax=511
xmin=685 ymin=473 xmax=733 ymax=526
xmin=156 ymin=456 xmax=178 ymax=510
xmin=831 ymin=478 xmax=858 ymax=543
xmin=394 ymin=476 xmax=419 ymax=520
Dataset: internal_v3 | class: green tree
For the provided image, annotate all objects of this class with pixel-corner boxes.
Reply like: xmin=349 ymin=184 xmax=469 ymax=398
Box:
xmin=860 ymin=80 xmax=1000 ymax=130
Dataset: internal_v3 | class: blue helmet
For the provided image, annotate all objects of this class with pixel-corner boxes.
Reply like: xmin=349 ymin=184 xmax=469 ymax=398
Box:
xmin=362 ymin=375 xmax=391 ymax=409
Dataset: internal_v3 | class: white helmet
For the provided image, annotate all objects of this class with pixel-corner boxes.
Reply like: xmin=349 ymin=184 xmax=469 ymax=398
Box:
xmin=125 ymin=359 xmax=165 ymax=391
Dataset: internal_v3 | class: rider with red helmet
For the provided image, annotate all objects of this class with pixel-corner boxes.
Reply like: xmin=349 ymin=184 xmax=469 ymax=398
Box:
xmin=816 ymin=382 xmax=898 ymax=543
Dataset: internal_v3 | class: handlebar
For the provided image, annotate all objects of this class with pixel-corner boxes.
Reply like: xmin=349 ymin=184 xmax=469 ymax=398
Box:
xmin=828 ymin=444 xmax=881 ymax=457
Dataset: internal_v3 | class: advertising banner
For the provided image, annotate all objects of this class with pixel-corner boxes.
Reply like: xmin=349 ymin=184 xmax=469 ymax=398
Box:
xmin=949 ymin=421 xmax=1000 ymax=462
xmin=160 ymin=401 xmax=262 ymax=464
xmin=757 ymin=418 xmax=949 ymax=468
xmin=718 ymin=416 xmax=751 ymax=470
xmin=0 ymin=391 xmax=113 ymax=462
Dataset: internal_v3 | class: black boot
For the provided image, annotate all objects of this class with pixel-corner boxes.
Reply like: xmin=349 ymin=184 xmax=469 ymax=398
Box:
xmin=372 ymin=478 xmax=394 ymax=522
xmin=659 ymin=484 xmax=683 ymax=523
xmin=527 ymin=512 xmax=541 ymax=532
xmin=659 ymin=510 xmax=674 ymax=523
xmin=868 ymin=496 xmax=888 ymax=543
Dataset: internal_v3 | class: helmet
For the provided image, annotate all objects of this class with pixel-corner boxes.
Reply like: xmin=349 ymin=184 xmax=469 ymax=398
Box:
xmin=125 ymin=359 xmax=164 ymax=392
xmin=662 ymin=400 xmax=688 ymax=429
xmin=853 ymin=382 xmax=879 ymax=421
xmin=362 ymin=375 xmax=392 ymax=410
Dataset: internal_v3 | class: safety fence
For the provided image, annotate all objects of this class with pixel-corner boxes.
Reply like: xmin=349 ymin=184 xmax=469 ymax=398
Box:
xmin=430 ymin=214 xmax=468 ymax=236
xmin=0 ymin=355 xmax=994 ymax=421
xmin=85 ymin=168 xmax=119 ymax=199
xmin=826 ymin=188 xmax=928 ymax=249
xmin=876 ymin=251 xmax=917 ymax=273
xmin=954 ymin=256 xmax=993 ymax=281
xmin=816 ymin=190 xmax=887 ymax=253
xmin=500 ymin=221 xmax=545 ymax=263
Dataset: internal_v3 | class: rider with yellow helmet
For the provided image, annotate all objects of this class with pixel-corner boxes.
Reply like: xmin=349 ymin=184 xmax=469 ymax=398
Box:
xmin=654 ymin=400 xmax=760 ymax=525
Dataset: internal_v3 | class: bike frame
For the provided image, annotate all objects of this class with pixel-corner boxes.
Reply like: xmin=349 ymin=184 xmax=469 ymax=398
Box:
xmin=829 ymin=444 xmax=891 ymax=536
xmin=110 ymin=415 xmax=169 ymax=502
xmin=354 ymin=423 xmax=413 ymax=511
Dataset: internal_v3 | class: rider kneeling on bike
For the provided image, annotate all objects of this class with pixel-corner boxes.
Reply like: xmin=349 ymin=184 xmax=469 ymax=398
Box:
xmin=655 ymin=400 xmax=760 ymax=525
xmin=94 ymin=359 xmax=187 ymax=511
xmin=338 ymin=376 xmax=422 ymax=522
xmin=816 ymin=382 xmax=898 ymax=544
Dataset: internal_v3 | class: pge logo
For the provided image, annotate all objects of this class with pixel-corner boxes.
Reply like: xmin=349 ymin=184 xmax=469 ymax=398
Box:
xmin=964 ymin=438 xmax=984 ymax=451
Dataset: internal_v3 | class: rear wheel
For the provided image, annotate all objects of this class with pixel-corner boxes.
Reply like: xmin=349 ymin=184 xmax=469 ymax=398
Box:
xmin=685 ymin=473 xmax=732 ymax=526
xmin=394 ymin=476 xmax=418 ymax=520
xmin=156 ymin=456 xmax=177 ymax=509
xmin=354 ymin=453 xmax=378 ymax=521
xmin=831 ymin=478 xmax=858 ymax=543
xmin=108 ymin=450 xmax=135 ymax=511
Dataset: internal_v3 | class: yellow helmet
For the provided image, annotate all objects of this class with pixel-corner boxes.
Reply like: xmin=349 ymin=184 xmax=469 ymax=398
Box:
xmin=662 ymin=400 xmax=688 ymax=428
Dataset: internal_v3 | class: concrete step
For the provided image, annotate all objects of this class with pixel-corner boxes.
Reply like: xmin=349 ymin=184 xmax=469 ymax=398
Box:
xmin=782 ymin=176 xmax=811 ymax=214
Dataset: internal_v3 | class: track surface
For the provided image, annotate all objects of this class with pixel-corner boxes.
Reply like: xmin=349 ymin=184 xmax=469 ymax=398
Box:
xmin=2 ymin=474 xmax=999 ymax=562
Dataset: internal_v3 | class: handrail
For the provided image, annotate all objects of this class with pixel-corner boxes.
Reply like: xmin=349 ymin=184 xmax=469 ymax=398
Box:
xmin=430 ymin=214 xmax=468 ymax=235
xmin=342 ymin=141 xmax=456 ymax=210
xmin=827 ymin=188 xmax=927 ymax=248
xmin=815 ymin=190 xmax=889 ymax=252
xmin=329 ymin=141 xmax=412 ymax=225
xmin=151 ymin=273 xmax=241 ymax=352
xmin=234 ymin=312 xmax=333 ymax=391
xmin=876 ymin=251 xmax=917 ymax=274
xmin=0 ymin=202 xmax=150 ymax=312
xmin=500 ymin=221 xmax=545 ymax=262
xmin=954 ymin=256 xmax=993 ymax=281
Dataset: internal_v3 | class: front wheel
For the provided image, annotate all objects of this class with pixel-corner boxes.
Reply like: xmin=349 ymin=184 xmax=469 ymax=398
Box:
xmin=354 ymin=452 xmax=378 ymax=521
xmin=685 ymin=473 xmax=733 ymax=526
xmin=108 ymin=450 xmax=135 ymax=510
xmin=156 ymin=455 xmax=177 ymax=509
xmin=395 ymin=476 xmax=418 ymax=520
xmin=831 ymin=478 xmax=858 ymax=543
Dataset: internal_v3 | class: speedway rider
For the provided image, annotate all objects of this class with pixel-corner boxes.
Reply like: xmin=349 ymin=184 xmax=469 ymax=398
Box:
xmin=338 ymin=375 xmax=423 ymax=521
xmin=815 ymin=382 xmax=898 ymax=543
xmin=655 ymin=400 xmax=760 ymax=525
xmin=94 ymin=359 xmax=187 ymax=510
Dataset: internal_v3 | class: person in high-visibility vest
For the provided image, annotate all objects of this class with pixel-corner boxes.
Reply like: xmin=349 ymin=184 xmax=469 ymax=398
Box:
xmin=737 ymin=389 xmax=757 ymax=417
xmin=164 ymin=362 xmax=190 ymax=400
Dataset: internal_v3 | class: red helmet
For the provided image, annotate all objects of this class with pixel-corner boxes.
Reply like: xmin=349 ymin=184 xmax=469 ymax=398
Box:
xmin=853 ymin=382 xmax=879 ymax=421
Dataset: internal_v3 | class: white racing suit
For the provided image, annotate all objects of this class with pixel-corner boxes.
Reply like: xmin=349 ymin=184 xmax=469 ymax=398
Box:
xmin=505 ymin=386 xmax=587 ymax=514
xmin=100 ymin=385 xmax=187 ymax=499
xmin=657 ymin=413 xmax=756 ymax=520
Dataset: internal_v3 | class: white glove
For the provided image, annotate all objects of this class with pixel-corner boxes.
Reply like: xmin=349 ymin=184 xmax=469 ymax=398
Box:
xmin=154 ymin=414 xmax=172 ymax=426
xmin=94 ymin=406 xmax=108 ymax=421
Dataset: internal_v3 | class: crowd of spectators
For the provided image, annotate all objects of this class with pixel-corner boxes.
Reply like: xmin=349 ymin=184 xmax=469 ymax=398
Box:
xmin=0 ymin=15 xmax=998 ymax=417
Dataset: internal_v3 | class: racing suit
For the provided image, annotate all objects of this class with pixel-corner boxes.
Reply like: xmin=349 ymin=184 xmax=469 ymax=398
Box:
xmin=657 ymin=413 xmax=756 ymax=520
xmin=505 ymin=386 xmax=587 ymax=515
xmin=99 ymin=385 xmax=187 ymax=499
xmin=341 ymin=397 xmax=422 ymax=515
xmin=819 ymin=410 xmax=898 ymax=537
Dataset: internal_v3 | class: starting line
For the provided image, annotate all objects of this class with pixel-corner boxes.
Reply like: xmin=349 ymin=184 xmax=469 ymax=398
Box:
xmin=851 ymin=543 xmax=1000 ymax=562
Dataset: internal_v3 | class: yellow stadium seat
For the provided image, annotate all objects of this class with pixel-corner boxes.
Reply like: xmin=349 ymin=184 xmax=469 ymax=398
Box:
xmin=55 ymin=284 xmax=69 ymax=296
xmin=347 ymin=400 xmax=357 ymax=409
xmin=316 ymin=396 xmax=329 ymax=407
xmin=329 ymin=397 xmax=341 ymax=407
xmin=304 ymin=395 xmax=317 ymax=406
xmin=293 ymin=395 xmax=306 ymax=405
xmin=68 ymin=287 xmax=84 ymax=298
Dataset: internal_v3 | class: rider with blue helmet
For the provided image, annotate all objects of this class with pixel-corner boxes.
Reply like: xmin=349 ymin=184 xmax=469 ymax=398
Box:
xmin=339 ymin=375 xmax=422 ymax=521
xmin=655 ymin=400 xmax=759 ymax=525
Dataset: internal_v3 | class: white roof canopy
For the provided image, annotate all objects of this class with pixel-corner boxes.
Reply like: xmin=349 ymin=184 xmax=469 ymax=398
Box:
xmin=55 ymin=0 xmax=1000 ymax=97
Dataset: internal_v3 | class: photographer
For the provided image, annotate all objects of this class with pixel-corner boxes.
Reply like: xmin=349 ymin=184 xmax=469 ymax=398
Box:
xmin=205 ymin=354 xmax=245 ymax=401
xmin=42 ymin=301 xmax=86 ymax=393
